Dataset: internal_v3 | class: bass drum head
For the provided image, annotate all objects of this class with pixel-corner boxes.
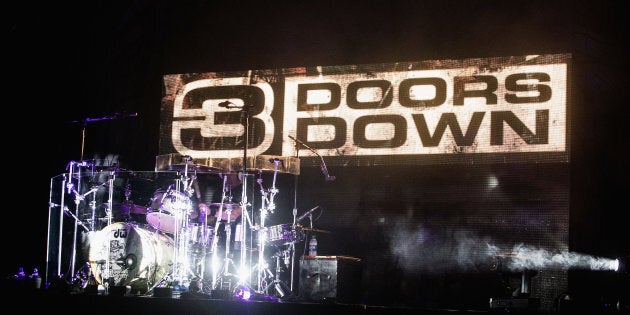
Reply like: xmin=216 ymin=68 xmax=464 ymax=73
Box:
xmin=88 ymin=222 xmax=173 ymax=294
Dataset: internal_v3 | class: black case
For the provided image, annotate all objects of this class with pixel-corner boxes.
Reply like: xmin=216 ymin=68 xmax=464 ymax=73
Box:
xmin=298 ymin=256 xmax=362 ymax=303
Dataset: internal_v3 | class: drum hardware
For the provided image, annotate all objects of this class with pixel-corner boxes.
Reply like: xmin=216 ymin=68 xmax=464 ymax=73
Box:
xmin=60 ymin=163 xmax=119 ymax=283
xmin=62 ymin=206 xmax=90 ymax=233
xmin=217 ymin=100 xmax=258 ymax=294
xmin=209 ymin=174 xmax=241 ymax=291
xmin=167 ymin=157 xmax=200 ymax=293
xmin=270 ymin=248 xmax=292 ymax=297
xmin=253 ymin=160 xmax=277 ymax=294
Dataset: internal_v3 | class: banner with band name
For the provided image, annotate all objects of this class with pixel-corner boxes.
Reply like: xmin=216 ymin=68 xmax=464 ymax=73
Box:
xmin=160 ymin=53 xmax=569 ymax=167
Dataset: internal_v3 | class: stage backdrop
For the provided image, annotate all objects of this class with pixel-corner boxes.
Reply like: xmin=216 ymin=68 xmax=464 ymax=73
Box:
xmin=154 ymin=53 xmax=572 ymax=310
xmin=45 ymin=53 xmax=576 ymax=312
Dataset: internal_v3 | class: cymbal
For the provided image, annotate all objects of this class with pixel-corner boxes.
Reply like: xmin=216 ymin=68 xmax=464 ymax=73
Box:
xmin=230 ymin=155 xmax=300 ymax=175
xmin=301 ymin=227 xmax=331 ymax=234
xmin=164 ymin=163 xmax=223 ymax=173
xmin=207 ymin=203 xmax=242 ymax=221
xmin=208 ymin=202 xmax=241 ymax=209
xmin=155 ymin=153 xmax=229 ymax=173
xmin=112 ymin=203 xmax=148 ymax=214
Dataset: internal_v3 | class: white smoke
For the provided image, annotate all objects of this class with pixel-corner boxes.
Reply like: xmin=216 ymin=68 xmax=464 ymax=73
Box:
xmin=506 ymin=243 xmax=618 ymax=272
xmin=388 ymin=223 xmax=618 ymax=274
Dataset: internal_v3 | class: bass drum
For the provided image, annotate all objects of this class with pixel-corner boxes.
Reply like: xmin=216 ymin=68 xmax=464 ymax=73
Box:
xmin=88 ymin=222 xmax=173 ymax=294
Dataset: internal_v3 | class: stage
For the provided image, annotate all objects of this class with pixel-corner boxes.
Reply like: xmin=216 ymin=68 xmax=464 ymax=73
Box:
xmin=7 ymin=290 xmax=548 ymax=315
xmin=6 ymin=276 xmax=624 ymax=315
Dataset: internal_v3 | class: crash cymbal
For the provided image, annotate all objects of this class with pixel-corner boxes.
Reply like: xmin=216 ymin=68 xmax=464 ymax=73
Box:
xmin=301 ymin=227 xmax=331 ymax=234
xmin=228 ymin=155 xmax=300 ymax=175
xmin=155 ymin=153 xmax=229 ymax=173
xmin=164 ymin=163 xmax=223 ymax=173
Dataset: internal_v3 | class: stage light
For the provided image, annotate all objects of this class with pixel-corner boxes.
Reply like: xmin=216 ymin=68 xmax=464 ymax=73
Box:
xmin=233 ymin=284 xmax=252 ymax=301
xmin=232 ymin=284 xmax=281 ymax=302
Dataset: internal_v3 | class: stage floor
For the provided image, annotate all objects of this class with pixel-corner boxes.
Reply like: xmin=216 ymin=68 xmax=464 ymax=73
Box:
xmin=6 ymin=287 xmax=571 ymax=315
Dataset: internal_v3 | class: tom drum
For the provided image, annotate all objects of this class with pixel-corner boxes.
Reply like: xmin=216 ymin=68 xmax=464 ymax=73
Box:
xmin=146 ymin=189 xmax=192 ymax=234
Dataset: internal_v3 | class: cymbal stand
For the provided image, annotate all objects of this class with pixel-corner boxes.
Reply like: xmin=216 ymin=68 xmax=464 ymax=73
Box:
xmin=65 ymin=161 xmax=110 ymax=282
xmin=189 ymin=171 xmax=209 ymax=282
xmin=255 ymin=160 xmax=281 ymax=294
xmin=209 ymin=174 xmax=238 ymax=290
xmin=170 ymin=159 xmax=195 ymax=291
xmin=290 ymin=138 xmax=300 ymax=293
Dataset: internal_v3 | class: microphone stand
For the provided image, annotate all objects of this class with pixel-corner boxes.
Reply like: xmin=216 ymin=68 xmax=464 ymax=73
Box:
xmin=218 ymin=100 xmax=254 ymax=289
xmin=288 ymin=135 xmax=335 ymax=182
xmin=56 ymin=112 xmax=136 ymax=287
xmin=290 ymin=138 xmax=300 ymax=293
xmin=239 ymin=105 xmax=251 ymax=288
xmin=68 ymin=111 xmax=138 ymax=161
xmin=287 ymin=135 xmax=334 ymax=294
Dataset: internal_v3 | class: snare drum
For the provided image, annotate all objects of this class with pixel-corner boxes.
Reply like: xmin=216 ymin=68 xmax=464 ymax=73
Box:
xmin=146 ymin=189 xmax=192 ymax=234
xmin=260 ymin=223 xmax=304 ymax=246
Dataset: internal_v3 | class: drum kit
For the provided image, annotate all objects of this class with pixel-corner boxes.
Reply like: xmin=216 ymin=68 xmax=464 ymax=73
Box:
xmin=52 ymin=108 xmax=334 ymax=299
xmin=55 ymin=153 xmax=328 ymax=299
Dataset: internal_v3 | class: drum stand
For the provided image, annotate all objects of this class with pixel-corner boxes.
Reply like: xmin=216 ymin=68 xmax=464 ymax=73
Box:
xmin=253 ymin=159 xmax=287 ymax=296
xmin=209 ymin=174 xmax=238 ymax=291
xmin=263 ymin=247 xmax=291 ymax=297
xmin=159 ymin=159 xmax=196 ymax=293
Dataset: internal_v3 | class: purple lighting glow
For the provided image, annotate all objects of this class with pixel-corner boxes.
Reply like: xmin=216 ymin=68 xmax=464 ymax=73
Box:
xmin=233 ymin=285 xmax=252 ymax=301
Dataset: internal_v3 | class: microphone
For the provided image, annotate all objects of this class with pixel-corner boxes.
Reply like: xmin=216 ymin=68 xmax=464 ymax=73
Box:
xmin=320 ymin=160 xmax=336 ymax=181
xmin=289 ymin=135 xmax=336 ymax=181
xmin=218 ymin=101 xmax=232 ymax=108
xmin=297 ymin=206 xmax=319 ymax=222
xmin=269 ymin=158 xmax=283 ymax=164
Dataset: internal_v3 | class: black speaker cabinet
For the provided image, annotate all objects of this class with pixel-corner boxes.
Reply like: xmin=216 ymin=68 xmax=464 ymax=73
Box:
xmin=299 ymin=256 xmax=362 ymax=303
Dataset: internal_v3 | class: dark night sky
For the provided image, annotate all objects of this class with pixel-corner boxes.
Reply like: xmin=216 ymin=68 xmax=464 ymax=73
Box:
xmin=4 ymin=0 xmax=627 ymax=304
